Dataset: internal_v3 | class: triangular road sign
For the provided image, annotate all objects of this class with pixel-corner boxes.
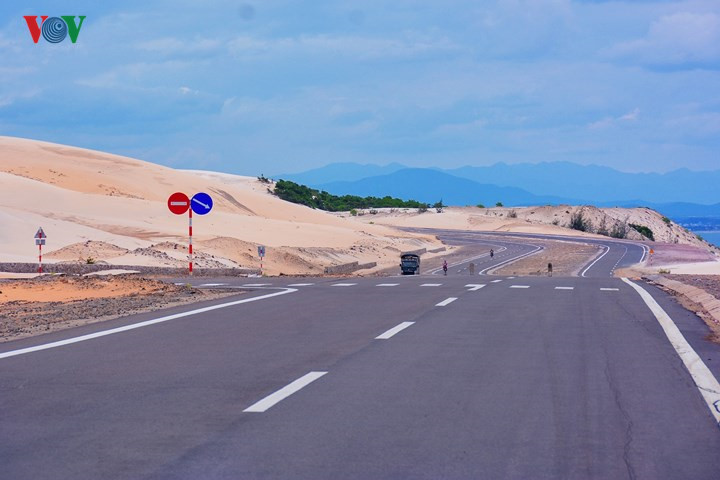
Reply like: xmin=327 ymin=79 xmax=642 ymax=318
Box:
xmin=34 ymin=227 xmax=46 ymax=239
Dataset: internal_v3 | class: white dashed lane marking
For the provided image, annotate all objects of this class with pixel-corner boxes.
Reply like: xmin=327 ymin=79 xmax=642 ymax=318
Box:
xmin=491 ymin=280 xmax=503 ymax=283
xmin=436 ymin=297 xmax=458 ymax=307
xmin=465 ymin=284 xmax=485 ymax=291
xmin=600 ymin=288 xmax=620 ymax=291
xmin=421 ymin=283 xmax=443 ymax=287
xmin=555 ymin=287 xmax=574 ymax=290
xmin=243 ymin=372 xmax=328 ymax=413
xmin=198 ymin=283 xmax=228 ymax=287
xmin=376 ymin=322 xmax=415 ymax=340
xmin=288 ymin=283 xmax=314 ymax=287
xmin=376 ymin=283 xmax=399 ymax=287
xmin=244 ymin=283 xmax=272 ymax=287
xmin=332 ymin=283 xmax=357 ymax=287
xmin=509 ymin=285 xmax=530 ymax=289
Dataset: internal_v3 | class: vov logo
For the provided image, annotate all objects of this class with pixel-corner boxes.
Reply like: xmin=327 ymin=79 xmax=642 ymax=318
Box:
xmin=23 ymin=16 xmax=86 ymax=44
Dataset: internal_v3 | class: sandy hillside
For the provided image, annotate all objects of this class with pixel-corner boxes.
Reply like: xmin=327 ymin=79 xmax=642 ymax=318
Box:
xmin=347 ymin=204 xmax=719 ymax=252
xmin=0 ymin=137 xmax=442 ymax=274
xmin=2 ymin=136 xmax=717 ymax=276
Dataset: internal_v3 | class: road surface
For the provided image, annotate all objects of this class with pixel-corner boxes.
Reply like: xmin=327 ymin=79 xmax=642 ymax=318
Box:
xmin=1 ymin=231 xmax=719 ymax=479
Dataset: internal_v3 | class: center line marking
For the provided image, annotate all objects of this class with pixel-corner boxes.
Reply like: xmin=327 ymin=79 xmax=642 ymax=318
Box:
xmin=509 ymin=285 xmax=530 ymax=289
xmin=332 ymin=283 xmax=357 ymax=287
xmin=421 ymin=283 xmax=442 ymax=287
xmin=376 ymin=322 xmax=415 ymax=339
xmin=243 ymin=371 xmax=328 ymax=413
xmin=600 ymin=288 xmax=619 ymax=291
xmin=555 ymin=286 xmax=574 ymax=290
xmin=436 ymin=297 xmax=458 ymax=307
xmin=465 ymin=284 xmax=486 ymax=291
xmin=376 ymin=283 xmax=399 ymax=287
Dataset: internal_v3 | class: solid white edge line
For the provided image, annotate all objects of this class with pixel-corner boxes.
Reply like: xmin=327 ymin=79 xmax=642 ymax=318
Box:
xmin=243 ymin=371 xmax=328 ymax=413
xmin=376 ymin=322 xmax=415 ymax=340
xmin=622 ymin=278 xmax=720 ymax=424
xmin=0 ymin=288 xmax=298 ymax=360
xmin=436 ymin=297 xmax=458 ymax=307
xmin=581 ymin=245 xmax=610 ymax=277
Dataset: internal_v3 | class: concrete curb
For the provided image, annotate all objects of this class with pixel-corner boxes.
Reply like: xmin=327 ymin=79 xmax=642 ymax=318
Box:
xmin=645 ymin=274 xmax=720 ymax=326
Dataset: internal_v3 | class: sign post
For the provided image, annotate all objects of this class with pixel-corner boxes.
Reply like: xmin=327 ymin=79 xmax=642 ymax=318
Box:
xmin=168 ymin=192 xmax=213 ymax=276
xmin=167 ymin=192 xmax=191 ymax=274
xmin=258 ymin=245 xmax=265 ymax=274
xmin=34 ymin=227 xmax=46 ymax=274
xmin=190 ymin=193 xmax=213 ymax=275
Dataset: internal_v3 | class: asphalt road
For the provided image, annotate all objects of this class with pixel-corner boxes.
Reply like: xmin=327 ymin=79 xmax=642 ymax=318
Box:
xmin=1 ymin=232 xmax=719 ymax=479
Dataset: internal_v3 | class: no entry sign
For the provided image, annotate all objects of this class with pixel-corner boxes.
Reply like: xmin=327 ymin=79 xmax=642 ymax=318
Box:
xmin=168 ymin=192 xmax=190 ymax=215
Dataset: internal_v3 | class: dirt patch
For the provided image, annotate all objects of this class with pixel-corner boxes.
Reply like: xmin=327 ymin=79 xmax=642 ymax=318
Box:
xmin=664 ymin=274 xmax=720 ymax=299
xmin=648 ymin=243 xmax=717 ymax=265
xmin=491 ymin=240 xmax=601 ymax=277
xmin=0 ymin=275 xmax=243 ymax=343
xmin=646 ymin=274 xmax=720 ymax=345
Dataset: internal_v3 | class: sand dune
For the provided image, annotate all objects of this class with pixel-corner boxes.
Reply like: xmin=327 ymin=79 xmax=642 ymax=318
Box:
xmin=2 ymin=136 xmax=717 ymax=276
xmin=0 ymin=137 xmax=442 ymax=274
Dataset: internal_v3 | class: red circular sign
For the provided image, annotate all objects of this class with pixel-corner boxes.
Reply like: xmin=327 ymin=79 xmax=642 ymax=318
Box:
xmin=167 ymin=192 xmax=190 ymax=215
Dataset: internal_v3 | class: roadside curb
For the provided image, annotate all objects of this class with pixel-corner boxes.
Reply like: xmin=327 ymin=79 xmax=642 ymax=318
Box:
xmin=644 ymin=274 xmax=720 ymax=328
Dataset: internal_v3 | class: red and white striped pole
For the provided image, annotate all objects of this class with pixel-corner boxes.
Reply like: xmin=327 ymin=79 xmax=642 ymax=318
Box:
xmin=38 ymin=243 xmax=42 ymax=274
xmin=188 ymin=208 xmax=193 ymax=275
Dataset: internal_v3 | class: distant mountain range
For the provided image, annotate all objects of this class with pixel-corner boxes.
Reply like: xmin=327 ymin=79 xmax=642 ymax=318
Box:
xmin=275 ymin=162 xmax=720 ymax=217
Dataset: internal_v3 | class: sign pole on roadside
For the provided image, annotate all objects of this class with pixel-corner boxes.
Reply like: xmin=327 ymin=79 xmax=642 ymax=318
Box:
xmin=168 ymin=192 xmax=213 ymax=276
xmin=258 ymin=245 xmax=265 ymax=275
xmin=188 ymin=207 xmax=193 ymax=275
xmin=34 ymin=227 xmax=46 ymax=274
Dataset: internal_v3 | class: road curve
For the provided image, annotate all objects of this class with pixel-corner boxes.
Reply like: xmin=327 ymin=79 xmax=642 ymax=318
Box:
xmin=408 ymin=228 xmax=648 ymax=278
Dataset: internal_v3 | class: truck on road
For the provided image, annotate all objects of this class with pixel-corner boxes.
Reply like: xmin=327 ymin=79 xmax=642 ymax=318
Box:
xmin=400 ymin=253 xmax=421 ymax=275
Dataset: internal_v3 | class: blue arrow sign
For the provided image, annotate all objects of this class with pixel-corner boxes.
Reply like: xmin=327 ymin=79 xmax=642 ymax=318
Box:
xmin=191 ymin=192 xmax=213 ymax=215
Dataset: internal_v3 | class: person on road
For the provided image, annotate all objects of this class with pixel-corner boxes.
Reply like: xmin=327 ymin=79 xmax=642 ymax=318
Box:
xmin=548 ymin=262 xmax=553 ymax=277
xmin=443 ymin=260 xmax=448 ymax=276
xmin=490 ymin=249 xmax=494 ymax=259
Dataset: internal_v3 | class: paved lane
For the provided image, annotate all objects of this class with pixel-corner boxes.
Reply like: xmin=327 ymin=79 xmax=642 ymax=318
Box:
xmin=1 ymin=230 xmax=718 ymax=480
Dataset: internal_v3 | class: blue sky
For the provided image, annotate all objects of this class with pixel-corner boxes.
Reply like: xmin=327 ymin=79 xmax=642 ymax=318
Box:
xmin=1 ymin=0 xmax=719 ymax=174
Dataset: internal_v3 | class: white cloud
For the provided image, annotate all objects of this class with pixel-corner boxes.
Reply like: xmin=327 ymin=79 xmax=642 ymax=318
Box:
xmin=137 ymin=37 xmax=221 ymax=55
xmin=619 ymin=107 xmax=640 ymax=121
xmin=589 ymin=108 xmax=640 ymax=129
xmin=607 ymin=12 xmax=720 ymax=67
xmin=227 ymin=33 xmax=460 ymax=60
